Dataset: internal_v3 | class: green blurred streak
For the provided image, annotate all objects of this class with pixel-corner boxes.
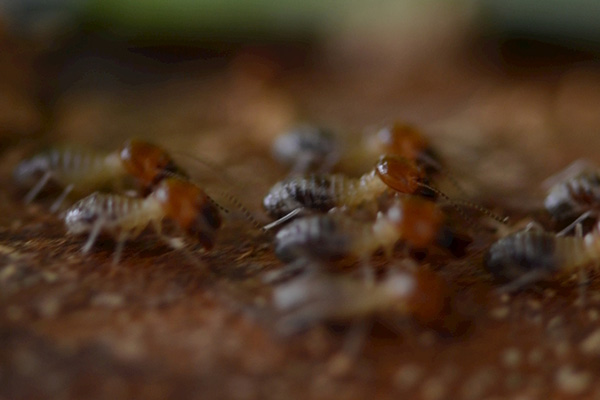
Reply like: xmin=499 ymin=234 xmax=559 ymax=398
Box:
xmin=84 ymin=0 xmax=348 ymax=39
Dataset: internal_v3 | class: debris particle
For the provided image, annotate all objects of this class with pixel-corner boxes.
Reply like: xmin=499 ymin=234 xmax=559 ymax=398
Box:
xmin=527 ymin=299 xmax=541 ymax=311
xmin=527 ymin=348 xmax=544 ymax=366
xmin=0 ymin=264 xmax=17 ymax=281
xmin=580 ymin=328 xmax=600 ymax=355
xmin=499 ymin=293 xmax=511 ymax=303
xmin=92 ymin=293 xmax=125 ymax=308
xmin=394 ymin=364 xmax=423 ymax=390
xmin=421 ymin=377 xmax=446 ymax=400
xmin=460 ymin=367 xmax=497 ymax=400
xmin=326 ymin=353 xmax=355 ymax=378
xmin=547 ymin=316 xmax=564 ymax=331
xmin=501 ymin=348 xmax=521 ymax=368
xmin=554 ymin=341 xmax=572 ymax=359
xmin=38 ymin=297 xmax=60 ymax=318
xmin=490 ymin=307 xmax=510 ymax=320
xmin=419 ymin=331 xmax=436 ymax=347
xmin=556 ymin=366 xmax=591 ymax=395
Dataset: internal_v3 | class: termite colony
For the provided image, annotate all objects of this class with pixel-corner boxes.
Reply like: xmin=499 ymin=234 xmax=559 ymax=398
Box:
xmin=14 ymin=139 xmax=225 ymax=264
xmin=14 ymin=121 xmax=600 ymax=344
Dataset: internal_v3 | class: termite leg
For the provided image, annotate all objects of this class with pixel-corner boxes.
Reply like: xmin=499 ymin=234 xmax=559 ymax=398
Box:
xmin=524 ymin=221 xmax=545 ymax=232
xmin=575 ymin=222 xmax=588 ymax=308
xmin=50 ymin=184 xmax=74 ymax=213
xmin=24 ymin=172 xmax=52 ymax=204
xmin=263 ymin=258 xmax=310 ymax=284
xmin=113 ymin=233 xmax=128 ymax=265
xmin=496 ymin=269 xmax=550 ymax=294
xmin=82 ymin=219 xmax=105 ymax=254
xmin=263 ymin=208 xmax=308 ymax=231
xmin=556 ymin=211 xmax=594 ymax=237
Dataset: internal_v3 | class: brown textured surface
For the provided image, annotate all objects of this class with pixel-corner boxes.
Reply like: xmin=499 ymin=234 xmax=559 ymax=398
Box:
xmin=4 ymin=13 xmax=600 ymax=400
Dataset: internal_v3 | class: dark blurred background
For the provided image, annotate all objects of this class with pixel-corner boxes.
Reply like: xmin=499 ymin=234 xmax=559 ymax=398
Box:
xmin=2 ymin=0 xmax=600 ymax=199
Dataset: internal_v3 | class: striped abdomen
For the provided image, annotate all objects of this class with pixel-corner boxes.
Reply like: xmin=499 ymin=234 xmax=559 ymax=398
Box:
xmin=263 ymin=172 xmax=384 ymax=218
xmin=545 ymin=172 xmax=600 ymax=220
xmin=484 ymin=231 xmax=591 ymax=281
xmin=274 ymin=214 xmax=366 ymax=262
xmin=65 ymin=193 xmax=154 ymax=235
xmin=13 ymin=148 xmax=120 ymax=190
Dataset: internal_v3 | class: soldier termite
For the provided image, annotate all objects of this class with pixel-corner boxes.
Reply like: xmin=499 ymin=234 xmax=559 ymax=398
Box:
xmin=64 ymin=176 xmax=221 ymax=264
xmin=13 ymin=139 xmax=188 ymax=212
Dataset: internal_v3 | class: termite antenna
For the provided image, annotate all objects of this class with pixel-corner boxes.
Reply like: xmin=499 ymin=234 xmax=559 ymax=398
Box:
xmin=206 ymin=195 xmax=230 ymax=215
xmin=170 ymin=150 xmax=238 ymax=188
xmin=168 ymin=152 xmax=265 ymax=231
xmin=452 ymin=199 xmax=508 ymax=224
xmin=158 ymin=169 xmax=262 ymax=231
xmin=417 ymin=182 xmax=474 ymax=225
xmin=418 ymin=182 xmax=508 ymax=225
xmin=210 ymin=188 xmax=263 ymax=231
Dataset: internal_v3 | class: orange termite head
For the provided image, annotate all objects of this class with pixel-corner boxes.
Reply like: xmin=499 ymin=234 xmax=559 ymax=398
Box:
xmin=375 ymin=155 xmax=431 ymax=196
xmin=119 ymin=139 xmax=189 ymax=187
xmin=377 ymin=123 xmax=430 ymax=161
xmin=386 ymin=197 xmax=444 ymax=248
xmin=153 ymin=177 xmax=222 ymax=250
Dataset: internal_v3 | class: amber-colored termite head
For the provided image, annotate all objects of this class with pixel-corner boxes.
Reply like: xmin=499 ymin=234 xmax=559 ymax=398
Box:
xmin=153 ymin=178 xmax=222 ymax=250
xmin=119 ymin=139 xmax=189 ymax=187
xmin=377 ymin=123 xmax=430 ymax=160
xmin=375 ymin=155 xmax=426 ymax=195
xmin=387 ymin=197 xmax=444 ymax=248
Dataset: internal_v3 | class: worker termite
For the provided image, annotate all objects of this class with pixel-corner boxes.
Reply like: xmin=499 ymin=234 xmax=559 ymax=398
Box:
xmin=263 ymin=154 xmax=501 ymax=228
xmin=13 ymin=139 xmax=188 ymax=211
xmin=484 ymin=226 xmax=600 ymax=290
xmin=274 ymin=269 xmax=454 ymax=335
xmin=544 ymin=168 xmax=600 ymax=233
xmin=275 ymin=196 xmax=468 ymax=262
xmin=272 ymin=124 xmax=339 ymax=174
xmin=263 ymin=155 xmax=434 ymax=223
xmin=64 ymin=176 xmax=221 ymax=264
xmin=265 ymin=197 xmax=470 ymax=283
xmin=271 ymin=122 xmax=440 ymax=175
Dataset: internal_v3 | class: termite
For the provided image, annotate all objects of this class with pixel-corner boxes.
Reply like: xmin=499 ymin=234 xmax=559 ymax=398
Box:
xmin=263 ymin=155 xmax=433 ymax=222
xmin=484 ymin=226 xmax=600 ymax=289
xmin=544 ymin=169 xmax=600 ymax=234
xmin=272 ymin=124 xmax=339 ymax=174
xmin=263 ymin=154 xmax=501 ymax=228
xmin=274 ymin=197 xmax=468 ymax=265
xmin=371 ymin=122 xmax=441 ymax=174
xmin=274 ymin=269 xmax=452 ymax=334
xmin=13 ymin=139 xmax=188 ymax=211
xmin=64 ymin=176 xmax=221 ymax=263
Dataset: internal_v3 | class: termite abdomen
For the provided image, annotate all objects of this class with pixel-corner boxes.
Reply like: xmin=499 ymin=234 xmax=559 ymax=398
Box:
xmin=263 ymin=175 xmax=338 ymax=219
xmin=484 ymin=232 xmax=559 ymax=282
xmin=274 ymin=215 xmax=352 ymax=263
